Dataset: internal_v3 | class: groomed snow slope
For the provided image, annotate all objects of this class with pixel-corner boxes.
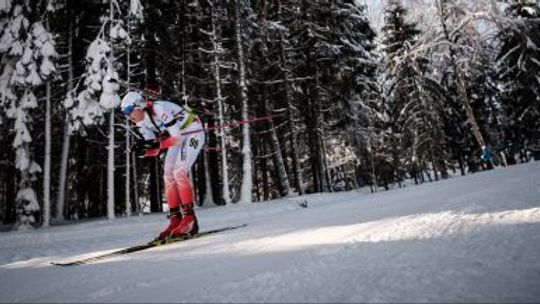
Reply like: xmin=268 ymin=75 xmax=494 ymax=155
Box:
xmin=1 ymin=162 xmax=539 ymax=303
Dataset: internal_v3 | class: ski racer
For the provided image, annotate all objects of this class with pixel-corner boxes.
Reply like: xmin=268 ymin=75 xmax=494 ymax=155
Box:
xmin=120 ymin=91 xmax=205 ymax=240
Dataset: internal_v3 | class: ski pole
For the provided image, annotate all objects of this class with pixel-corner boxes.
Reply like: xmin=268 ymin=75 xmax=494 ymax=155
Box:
xmin=181 ymin=113 xmax=287 ymax=136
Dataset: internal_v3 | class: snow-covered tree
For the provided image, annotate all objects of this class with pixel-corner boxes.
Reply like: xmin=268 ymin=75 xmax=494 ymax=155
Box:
xmin=200 ymin=0 xmax=232 ymax=204
xmin=283 ymin=0 xmax=377 ymax=193
xmin=0 ymin=2 xmax=57 ymax=228
xmin=379 ymin=0 xmax=422 ymax=185
xmin=72 ymin=0 xmax=126 ymax=219
xmin=325 ymin=1 xmax=378 ymax=188
xmin=246 ymin=3 xmax=292 ymax=199
xmin=398 ymin=0 xmax=497 ymax=172
xmin=496 ymin=0 xmax=540 ymax=158
xmin=124 ymin=0 xmax=144 ymax=216
xmin=436 ymin=0 xmax=488 ymax=151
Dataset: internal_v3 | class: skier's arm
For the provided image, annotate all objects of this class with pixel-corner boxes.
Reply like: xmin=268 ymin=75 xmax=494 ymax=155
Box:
xmin=154 ymin=103 xmax=186 ymax=149
xmin=131 ymin=125 xmax=159 ymax=157
xmin=138 ymin=125 xmax=157 ymax=141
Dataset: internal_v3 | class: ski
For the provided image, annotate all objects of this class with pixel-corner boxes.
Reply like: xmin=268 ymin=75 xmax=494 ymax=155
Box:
xmin=51 ymin=224 xmax=247 ymax=266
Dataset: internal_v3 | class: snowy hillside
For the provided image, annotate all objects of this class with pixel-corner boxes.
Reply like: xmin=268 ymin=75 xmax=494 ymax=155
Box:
xmin=1 ymin=162 xmax=540 ymax=303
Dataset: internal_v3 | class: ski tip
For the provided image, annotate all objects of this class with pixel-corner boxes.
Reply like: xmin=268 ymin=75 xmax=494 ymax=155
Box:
xmin=214 ymin=223 xmax=248 ymax=232
xmin=51 ymin=262 xmax=74 ymax=267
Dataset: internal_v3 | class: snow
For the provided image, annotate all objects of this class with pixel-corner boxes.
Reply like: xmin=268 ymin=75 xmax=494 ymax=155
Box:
xmin=14 ymin=188 xmax=38 ymax=206
xmin=0 ymin=0 xmax=12 ymax=13
xmin=109 ymin=22 xmax=127 ymax=40
xmin=8 ymin=40 xmax=22 ymax=56
xmin=20 ymin=46 xmax=32 ymax=65
xmin=25 ymin=63 xmax=42 ymax=86
xmin=1 ymin=162 xmax=540 ymax=302
xmin=15 ymin=187 xmax=40 ymax=227
xmin=99 ymin=71 xmax=120 ymax=109
xmin=129 ymin=0 xmax=144 ymax=19
xmin=522 ymin=6 xmax=537 ymax=17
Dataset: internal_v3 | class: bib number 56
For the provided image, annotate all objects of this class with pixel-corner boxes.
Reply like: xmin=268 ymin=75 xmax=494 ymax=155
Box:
xmin=189 ymin=138 xmax=199 ymax=149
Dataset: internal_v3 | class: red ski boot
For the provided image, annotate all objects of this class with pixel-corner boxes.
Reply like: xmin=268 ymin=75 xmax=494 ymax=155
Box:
xmin=170 ymin=204 xmax=199 ymax=237
xmin=156 ymin=207 xmax=183 ymax=241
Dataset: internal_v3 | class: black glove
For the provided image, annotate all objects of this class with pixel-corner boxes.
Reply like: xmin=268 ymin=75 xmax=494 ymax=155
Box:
xmin=143 ymin=140 xmax=160 ymax=150
xmin=131 ymin=140 xmax=159 ymax=157
xmin=157 ymin=130 xmax=170 ymax=141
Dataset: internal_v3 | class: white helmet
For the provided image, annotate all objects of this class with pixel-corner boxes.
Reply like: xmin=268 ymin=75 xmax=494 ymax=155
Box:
xmin=121 ymin=91 xmax=145 ymax=115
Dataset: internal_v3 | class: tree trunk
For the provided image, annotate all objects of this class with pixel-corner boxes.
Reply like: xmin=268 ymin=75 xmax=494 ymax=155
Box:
xmin=391 ymin=130 xmax=402 ymax=188
xmin=107 ymin=112 xmax=115 ymax=219
xmin=252 ymin=135 xmax=261 ymax=201
xmin=310 ymin=79 xmax=328 ymax=193
xmin=368 ymin=139 xmax=378 ymax=193
xmin=57 ymin=122 xmax=71 ymax=221
xmin=233 ymin=0 xmax=253 ymax=203
xmin=438 ymin=0 xmax=486 ymax=149
xmin=207 ymin=117 xmax=223 ymax=205
xmin=320 ymin=127 xmax=331 ymax=192
xmin=143 ymin=2 xmax=160 ymax=212
xmin=106 ymin=0 xmax=116 ymax=220
xmin=124 ymin=117 xmax=131 ymax=216
xmin=261 ymin=136 xmax=270 ymax=201
xmin=203 ymin=150 xmax=215 ymax=205
xmin=124 ymin=17 xmax=133 ymax=217
xmin=210 ymin=2 xmax=231 ymax=204
xmin=131 ymin=152 xmax=140 ymax=215
xmin=42 ymin=82 xmax=52 ymax=227
xmin=458 ymin=152 xmax=465 ymax=176
xmin=278 ymin=2 xmax=304 ymax=196
xmin=56 ymin=11 xmax=76 ymax=222
xmin=305 ymin=96 xmax=320 ymax=193
xmin=264 ymin=97 xmax=290 ymax=197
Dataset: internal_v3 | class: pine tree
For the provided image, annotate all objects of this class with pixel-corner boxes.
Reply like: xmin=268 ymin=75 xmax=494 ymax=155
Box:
xmin=380 ymin=0 xmax=421 ymax=186
xmin=408 ymin=0 xmax=495 ymax=173
xmin=72 ymin=0 xmax=127 ymax=219
xmin=330 ymin=1 xmax=379 ymax=188
xmin=40 ymin=6 xmax=58 ymax=227
xmin=287 ymin=0 xmax=377 ymax=193
xmin=249 ymin=1 xmax=291 ymax=198
xmin=275 ymin=0 xmax=306 ymax=196
xmin=496 ymin=0 xmax=540 ymax=159
xmin=0 ymin=1 xmax=57 ymax=228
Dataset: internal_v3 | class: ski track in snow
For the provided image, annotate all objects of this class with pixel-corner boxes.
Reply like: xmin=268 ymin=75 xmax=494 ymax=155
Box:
xmin=0 ymin=162 xmax=540 ymax=303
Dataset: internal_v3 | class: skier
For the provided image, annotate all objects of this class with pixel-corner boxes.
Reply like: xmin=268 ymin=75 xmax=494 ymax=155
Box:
xmin=120 ymin=91 xmax=205 ymax=240
xmin=480 ymin=145 xmax=495 ymax=170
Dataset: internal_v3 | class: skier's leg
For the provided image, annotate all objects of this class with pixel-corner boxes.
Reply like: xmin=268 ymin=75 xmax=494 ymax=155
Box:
xmin=164 ymin=146 xmax=182 ymax=210
xmin=157 ymin=146 xmax=183 ymax=239
xmin=171 ymin=122 xmax=205 ymax=236
xmin=173 ymin=169 xmax=199 ymax=235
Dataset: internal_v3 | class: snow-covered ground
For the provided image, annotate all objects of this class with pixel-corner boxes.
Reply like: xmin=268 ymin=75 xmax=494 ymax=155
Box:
xmin=1 ymin=162 xmax=540 ymax=303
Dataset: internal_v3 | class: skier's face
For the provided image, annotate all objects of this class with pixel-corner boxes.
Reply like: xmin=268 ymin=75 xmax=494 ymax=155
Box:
xmin=129 ymin=108 xmax=144 ymax=123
